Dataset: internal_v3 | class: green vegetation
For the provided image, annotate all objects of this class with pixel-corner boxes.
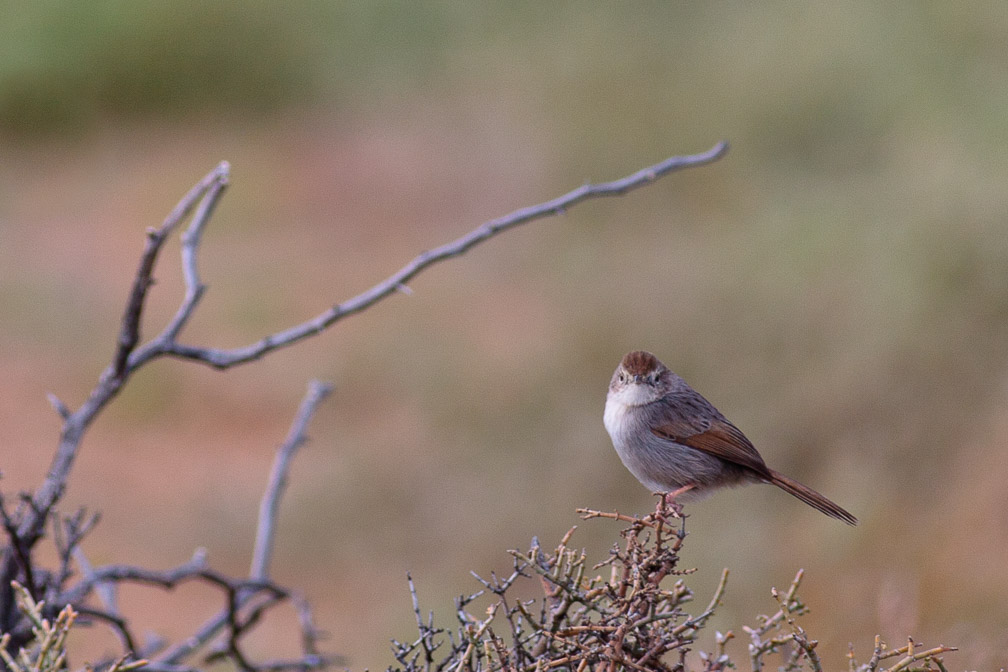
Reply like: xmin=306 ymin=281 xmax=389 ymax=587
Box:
xmin=0 ymin=583 xmax=145 ymax=672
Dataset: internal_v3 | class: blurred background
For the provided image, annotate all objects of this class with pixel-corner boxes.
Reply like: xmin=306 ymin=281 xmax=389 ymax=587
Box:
xmin=2 ymin=2 xmax=1007 ymax=669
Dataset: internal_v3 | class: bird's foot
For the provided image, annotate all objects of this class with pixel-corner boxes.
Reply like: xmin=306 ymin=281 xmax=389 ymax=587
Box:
xmin=652 ymin=492 xmax=682 ymax=520
xmin=651 ymin=484 xmax=696 ymax=527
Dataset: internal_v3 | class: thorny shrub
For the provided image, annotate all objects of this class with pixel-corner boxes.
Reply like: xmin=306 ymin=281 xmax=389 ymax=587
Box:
xmin=389 ymin=500 xmax=955 ymax=672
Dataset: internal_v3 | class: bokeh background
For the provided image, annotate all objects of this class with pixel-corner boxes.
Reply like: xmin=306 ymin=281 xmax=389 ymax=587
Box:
xmin=2 ymin=3 xmax=1007 ymax=669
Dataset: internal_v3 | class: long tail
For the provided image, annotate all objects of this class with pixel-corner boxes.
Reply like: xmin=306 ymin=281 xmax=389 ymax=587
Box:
xmin=767 ymin=469 xmax=858 ymax=526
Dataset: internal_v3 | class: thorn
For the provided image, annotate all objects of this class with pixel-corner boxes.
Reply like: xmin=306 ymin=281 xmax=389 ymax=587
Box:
xmin=396 ymin=283 xmax=414 ymax=296
xmin=47 ymin=393 xmax=71 ymax=419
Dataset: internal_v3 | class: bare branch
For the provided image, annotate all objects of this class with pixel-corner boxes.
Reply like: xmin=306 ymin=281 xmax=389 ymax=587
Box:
xmin=133 ymin=167 xmax=230 ymax=362
xmin=112 ymin=161 xmax=230 ymax=378
xmin=56 ymin=549 xmax=209 ymax=606
xmin=670 ymin=567 xmax=729 ymax=638
xmin=73 ymin=605 xmax=140 ymax=655
xmin=289 ymin=592 xmax=329 ymax=661
xmin=122 ymin=663 xmax=198 ymax=672
xmin=159 ymin=142 xmax=728 ymax=369
xmin=153 ymin=381 xmax=331 ymax=670
xmin=72 ymin=547 xmax=118 ymax=615
xmin=0 ymin=163 xmax=231 ymax=597
xmin=251 ymin=380 xmax=333 ymax=581
xmin=0 ymin=495 xmax=38 ymax=598
xmin=154 ymin=590 xmax=286 ymax=668
xmin=54 ymin=550 xmax=330 ymax=671
xmin=51 ymin=509 xmax=100 ymax=601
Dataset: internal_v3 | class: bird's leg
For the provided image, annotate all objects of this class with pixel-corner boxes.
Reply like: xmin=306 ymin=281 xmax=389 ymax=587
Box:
xmin=655 ymin=484 xmax=696 ymax=520
xmin=650 ymin=492 xmax=683 ymax=528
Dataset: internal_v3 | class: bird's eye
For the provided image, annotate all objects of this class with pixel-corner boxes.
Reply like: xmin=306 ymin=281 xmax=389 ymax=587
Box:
xmin=618 ymin=372 xmax=626 ymax=383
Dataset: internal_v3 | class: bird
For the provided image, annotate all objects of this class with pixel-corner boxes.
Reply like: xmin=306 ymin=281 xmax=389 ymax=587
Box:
xmin=603 ymin=350 xmax=857 ymax=525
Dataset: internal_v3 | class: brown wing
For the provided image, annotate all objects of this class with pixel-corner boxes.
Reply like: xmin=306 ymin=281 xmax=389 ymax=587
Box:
xmin=650 ymin=411 xmax=772 ymax=478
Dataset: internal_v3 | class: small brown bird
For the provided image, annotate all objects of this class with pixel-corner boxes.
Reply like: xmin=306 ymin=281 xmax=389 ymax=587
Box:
xmin=603 ymin=350 xmax=857 ymax=525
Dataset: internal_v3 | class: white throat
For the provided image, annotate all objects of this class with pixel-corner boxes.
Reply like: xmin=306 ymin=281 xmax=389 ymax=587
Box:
xmin=609 ymin=381 xmax=660 ymax=407
xmin=604 ymin=382 xmax=658 ymax=436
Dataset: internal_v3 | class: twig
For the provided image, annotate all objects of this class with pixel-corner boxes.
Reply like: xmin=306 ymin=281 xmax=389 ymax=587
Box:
xmin=290 ymin=592 xmax=329 ymax=661
xmin=72 ymin=605 xmax=140 ymax=655
xmin=56 ymin=549 xmax=207 ymax=606
xmin=670 ymin=568 xmax=729 ymax=636
xmin=156 ymin=380 xmax=332 ymax=669
xmin=130 ymin=166 xmax=230 ymax=364
xmin=0 ymin=495 xmax=37 ymax=599
xmin=251 ymin=380 xmax=333 ymax=581
xmin=881 ymin=644 xmax=957 ymax=672
xmin=46 ymin=393 xmax=71 ymax=420
xmin=123 ymin=663 xmax=198 ymax=672
xmin=61 ymin=558 xmax=286 ymax=603
xmin=790 ymin=630 xmax=823 ymax=672
xmin=111 ymin=161 xmax=231 ymax=379
xmin=72 ymin=547 xmax=118 ymax=616
xmin=576 ymin=508 xmax=660 ymax=529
